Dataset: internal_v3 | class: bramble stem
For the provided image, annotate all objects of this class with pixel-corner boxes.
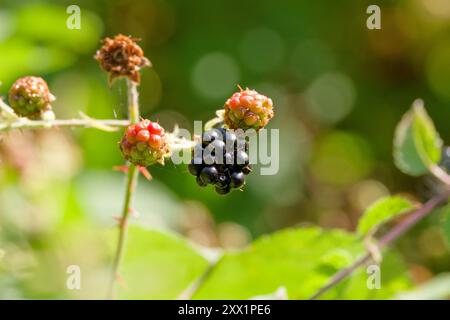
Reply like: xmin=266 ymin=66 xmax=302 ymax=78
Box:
xmin=108 ymin=79 xmax=141 ymax=299
xmin=127 ymin=79 xmax=140 ymax=124
xmin=107 ymin=164 xmax=138 ymax=299
xmin=0 ymin=99 xmax=130 ymax=132
xmin=0 ymin=118 xmax=130 ymax=132
xmin=309 ymin=189 xmax=450 ymax=300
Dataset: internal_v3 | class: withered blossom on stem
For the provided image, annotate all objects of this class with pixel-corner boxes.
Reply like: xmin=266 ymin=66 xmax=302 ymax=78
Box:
xmin=95 ymin=34 xmax=151 ymax=84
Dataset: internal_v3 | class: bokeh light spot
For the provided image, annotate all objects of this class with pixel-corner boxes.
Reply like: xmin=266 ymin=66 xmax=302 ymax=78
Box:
xmin=311 ymin=132 xmax=373 ymax=186
xmin=305 ymin=72 xmax=356 ymax=124
xmin=192 ymin=52 xmax=239 ymax=100
xmin=420 ymin=0 xmax=450 ymax=19
xmin=350 ymin=180 xmax=389 ymax=213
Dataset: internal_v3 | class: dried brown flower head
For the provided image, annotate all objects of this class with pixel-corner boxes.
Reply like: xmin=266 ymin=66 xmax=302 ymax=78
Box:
xmin=95 ymin=34 xmax=151 ymax=84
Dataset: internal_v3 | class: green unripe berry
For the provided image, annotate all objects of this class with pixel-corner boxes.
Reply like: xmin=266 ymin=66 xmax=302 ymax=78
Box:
xmin=8 ymin=76 xmax=55 ymax=119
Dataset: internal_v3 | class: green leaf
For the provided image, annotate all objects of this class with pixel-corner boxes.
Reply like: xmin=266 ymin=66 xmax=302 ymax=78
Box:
xmin=393 ymin=100 xmax=442 ymax=176
xmin=192 ymin=227 xmax=410 ymax=299
xmin=357 ymin=196 xmax=416 ymax=236
xmin=441 ymin=204 xmax=450 ymax=246
xmin=339 ymin=250 xmax=411 ymax=299
xmin=117 ymin=227 xmax=209 ymax=299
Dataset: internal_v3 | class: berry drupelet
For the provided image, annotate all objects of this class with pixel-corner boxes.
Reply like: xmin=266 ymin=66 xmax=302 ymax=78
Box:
xmin=224 ymin=87 xmax=274 ymax=131
xmin=8 ymin=76 xmax=55 ymax=119
xmin=188 ymin=128 xmax=252 ymax=195
xmin=119 ymin=119 xmax=169 ymax=166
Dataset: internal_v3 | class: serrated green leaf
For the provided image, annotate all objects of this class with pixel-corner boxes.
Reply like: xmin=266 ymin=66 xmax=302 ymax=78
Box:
xmin=192 ymin=227 xmax=410 ymax=299
xmin=393 ymin=100 xmax=442 ymax=176
xmin=357 ymin=196 xmax=415 ymax=236
xmin=116 ymin=227 xmax=209 ymax=299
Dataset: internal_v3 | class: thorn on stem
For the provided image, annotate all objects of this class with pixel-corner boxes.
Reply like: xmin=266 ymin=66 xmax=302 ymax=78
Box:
xmin=128 ymin=207 xmax=140 ymax=218
xmin=115 ymin=272 xmax=128 ymax=290
xmin=113 ymin=165 xmax=129 ymax=174
xmin=112 ymin=215 xmax=129 ymax=228
xmin=137 ymin=165 xmax=152 ymax=181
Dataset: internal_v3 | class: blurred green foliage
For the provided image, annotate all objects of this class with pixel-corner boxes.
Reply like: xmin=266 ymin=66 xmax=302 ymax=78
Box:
xmin=193 ymin=227 xmax=410 ymax=299
xmin=0 ymin=0 xmax=450 ymax=299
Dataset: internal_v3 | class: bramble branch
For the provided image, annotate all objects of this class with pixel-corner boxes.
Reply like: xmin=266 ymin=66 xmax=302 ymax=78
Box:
xmin=1 ymin=97 xmax=129 ymax=132
xmin=309 ymin=189 xmax=450 ymax=300
xmin=0 ymin=117 xmax=130 ymax=132
xmin=108 ymin=79 xmax=141 ymax=299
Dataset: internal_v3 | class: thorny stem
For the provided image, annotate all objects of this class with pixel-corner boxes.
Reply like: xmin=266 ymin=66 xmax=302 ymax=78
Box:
xmin=0 ymin=118 xmax=130 ymax=132
xmin=107 ymin=165 xmax=138 ymax=298
xmin=0 ymin=99 xmax=130 ymax=132
xmin=309 ymin=189 xmax=450 ymax=300
xmin=108 ymin=79 xmax=141 ymax=299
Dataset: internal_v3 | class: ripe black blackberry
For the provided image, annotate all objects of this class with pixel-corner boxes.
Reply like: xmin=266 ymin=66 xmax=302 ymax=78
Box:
xmin=188 ymin=128 xmax=252 ymax=195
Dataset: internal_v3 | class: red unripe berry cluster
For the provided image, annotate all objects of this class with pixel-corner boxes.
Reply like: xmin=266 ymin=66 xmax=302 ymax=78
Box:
xmin=120 ymin=119 xmax=168 ymax=166
xmin=224 ymin=88 xmax=274 ymax=131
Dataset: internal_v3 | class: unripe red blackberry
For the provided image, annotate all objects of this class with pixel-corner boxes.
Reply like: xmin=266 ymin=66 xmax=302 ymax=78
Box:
xmin=119 ymin=119 xmax=169 ymax=166
xmin=95 ymin=34 xmax=151 ymax=84
xmin=188 ymin=128 xmax=252 ymax=195
xmin=8 ymin=76 xmax=55 ymax=119
xmin=224 ymin=87 xmax=274 ymax=131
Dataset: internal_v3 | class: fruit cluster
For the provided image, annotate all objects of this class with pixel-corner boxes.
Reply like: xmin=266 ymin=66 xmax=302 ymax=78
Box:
xmin=95 ymin=34 xmax=151 ymax=84
xmin=224 ymin=87 xmax=274 ymax=131
xmin=8 ymin=76 xmax=55 ymax=119
xmin=188 ymin=128 xmax=252 ymax=195
xmin=119 ymin=119 xmax=169 ymax=166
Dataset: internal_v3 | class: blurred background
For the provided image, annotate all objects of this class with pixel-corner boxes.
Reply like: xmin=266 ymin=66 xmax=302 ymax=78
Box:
xmin=0 ymin=0 xmax=449 ymax=299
